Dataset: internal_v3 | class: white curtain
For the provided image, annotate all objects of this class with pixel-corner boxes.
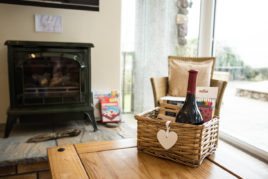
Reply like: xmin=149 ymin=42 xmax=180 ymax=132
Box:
xmin=133 ymin=0 xmax=178 ymax=112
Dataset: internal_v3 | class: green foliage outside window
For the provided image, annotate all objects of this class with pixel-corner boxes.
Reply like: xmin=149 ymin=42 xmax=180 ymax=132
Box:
xmin=215 ymin=43 xmax=268 ymax=81
xmin=176 ymin=39 xmax=268 ymax=81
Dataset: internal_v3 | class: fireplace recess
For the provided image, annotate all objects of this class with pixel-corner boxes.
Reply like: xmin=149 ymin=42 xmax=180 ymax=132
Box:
xmin=4 ymin=41 xmax=98 ymax=137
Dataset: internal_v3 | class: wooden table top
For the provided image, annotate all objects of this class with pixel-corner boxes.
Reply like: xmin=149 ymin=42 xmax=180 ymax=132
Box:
xmin=47 ymin=138 xmax=244 ymax=179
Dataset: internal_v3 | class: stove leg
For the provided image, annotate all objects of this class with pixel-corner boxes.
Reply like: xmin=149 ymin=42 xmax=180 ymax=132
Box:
xmin=4 ymin=116 xmax=16 ymax=138
xmin=84 ymin=112 xmax=98 ymax=132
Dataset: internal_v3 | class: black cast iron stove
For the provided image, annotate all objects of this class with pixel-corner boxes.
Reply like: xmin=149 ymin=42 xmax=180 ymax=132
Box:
xmin=4 ymin=41 xmax=98 ymax=137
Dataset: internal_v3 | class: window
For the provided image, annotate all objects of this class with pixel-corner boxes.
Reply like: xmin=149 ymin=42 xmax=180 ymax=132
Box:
xmin=213 ymin=0 xmax=268 ymax=156
xmin=121 ymin=0 xmax=135 ymax=113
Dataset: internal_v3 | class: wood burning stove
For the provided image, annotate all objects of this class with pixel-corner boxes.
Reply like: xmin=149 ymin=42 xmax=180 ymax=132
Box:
xmin=4 ymin=41 xmax=98 ymax=138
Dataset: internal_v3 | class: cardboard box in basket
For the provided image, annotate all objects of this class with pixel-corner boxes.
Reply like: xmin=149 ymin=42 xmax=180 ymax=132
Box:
xmin=135 ymin=109 xmax=219 ymax=167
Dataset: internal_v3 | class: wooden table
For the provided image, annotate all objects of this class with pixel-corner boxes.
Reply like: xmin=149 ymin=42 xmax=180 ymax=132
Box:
xmin=47 ymin=139 xmax=243 ymax=179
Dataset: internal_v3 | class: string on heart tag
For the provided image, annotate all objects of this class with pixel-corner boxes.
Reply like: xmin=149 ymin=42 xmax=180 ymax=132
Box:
xmin=165 ymin=121 xmax=171 ymax=138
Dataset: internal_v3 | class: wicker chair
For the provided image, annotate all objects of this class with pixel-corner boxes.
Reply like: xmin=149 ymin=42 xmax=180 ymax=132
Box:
xmin=150 ymin=57 xmax=228 ymax=117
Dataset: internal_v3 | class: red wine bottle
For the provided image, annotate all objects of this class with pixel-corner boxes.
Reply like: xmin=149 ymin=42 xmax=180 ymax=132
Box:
xmin=175 ymin=70 xmax=203 ymax=125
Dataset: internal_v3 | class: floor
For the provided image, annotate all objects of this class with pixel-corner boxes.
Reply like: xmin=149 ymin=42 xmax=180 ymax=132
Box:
xmin=0 ymin=115 xmax=136 ymax=167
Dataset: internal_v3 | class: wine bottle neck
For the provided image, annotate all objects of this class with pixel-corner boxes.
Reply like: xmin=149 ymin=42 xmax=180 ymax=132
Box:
xmin=187 ymin=70 xmax=198 ymax=95
xmin=185 ymin=93 xmax=196 ymax=102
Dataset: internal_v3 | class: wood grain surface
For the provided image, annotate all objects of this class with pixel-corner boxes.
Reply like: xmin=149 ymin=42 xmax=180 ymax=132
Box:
xmin=49 ymin=139 xmax=240 ymax=179
xmin=75 ymin=138 xmax=137 ymax=154
xmin=208 ymin=141 xmax=268 ymax=179
xmin=79 ymin=147 xmax=237 ymax=179
xmin=48 ymin=145 xmax=88 ymax=179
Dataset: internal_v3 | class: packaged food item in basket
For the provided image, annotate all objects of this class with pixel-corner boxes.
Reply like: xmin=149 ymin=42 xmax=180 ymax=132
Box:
xmin=159 ymin=87 xmax=218 ymax=122
xmin=158 ymin=97 xmax=181 ymax=121
xmin=160 ymin=96 xmax=185 ymax=107
xmin=196 ymin=87 xmax=218 ymax=122
xmin=197 ymin=100 xmax=213 ymax=122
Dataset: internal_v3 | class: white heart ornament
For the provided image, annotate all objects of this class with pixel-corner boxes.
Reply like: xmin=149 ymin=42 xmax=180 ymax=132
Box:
xmin=157 ymin=130 xmax=178 ymax=150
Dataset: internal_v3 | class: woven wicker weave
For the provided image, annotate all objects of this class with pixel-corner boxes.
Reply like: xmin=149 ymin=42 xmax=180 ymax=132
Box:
xmin=135 ymin=109 xmax=219 ymax=167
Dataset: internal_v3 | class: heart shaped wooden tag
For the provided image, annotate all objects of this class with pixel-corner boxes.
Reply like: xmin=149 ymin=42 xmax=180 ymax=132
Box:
xmin=157 ymin=130 xmax=178 ymax=150
xmin=157 ymin=121 xmax=178 ymax=150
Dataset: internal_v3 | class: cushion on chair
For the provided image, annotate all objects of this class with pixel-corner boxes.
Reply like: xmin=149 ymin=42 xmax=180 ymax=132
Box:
xmin=168 ymin=56 xmax=215 ymax=97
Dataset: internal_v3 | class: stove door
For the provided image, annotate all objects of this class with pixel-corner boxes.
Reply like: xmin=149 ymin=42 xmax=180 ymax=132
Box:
xmin=12 ymin=48 xmax=89 ymax=106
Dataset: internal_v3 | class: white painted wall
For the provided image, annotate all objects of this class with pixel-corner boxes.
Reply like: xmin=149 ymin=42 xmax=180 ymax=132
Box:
xmin=0 ymin=1 xmax=121 ymax=123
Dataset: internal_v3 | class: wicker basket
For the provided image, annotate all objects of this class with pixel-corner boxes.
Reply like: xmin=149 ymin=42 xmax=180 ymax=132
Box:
xmin=135 ymin=108 xmax=219 ymax=167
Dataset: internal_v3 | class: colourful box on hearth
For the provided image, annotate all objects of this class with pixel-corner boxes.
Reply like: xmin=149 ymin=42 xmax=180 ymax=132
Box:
xmin=100 ymin=96 xmax=121 ymax=123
